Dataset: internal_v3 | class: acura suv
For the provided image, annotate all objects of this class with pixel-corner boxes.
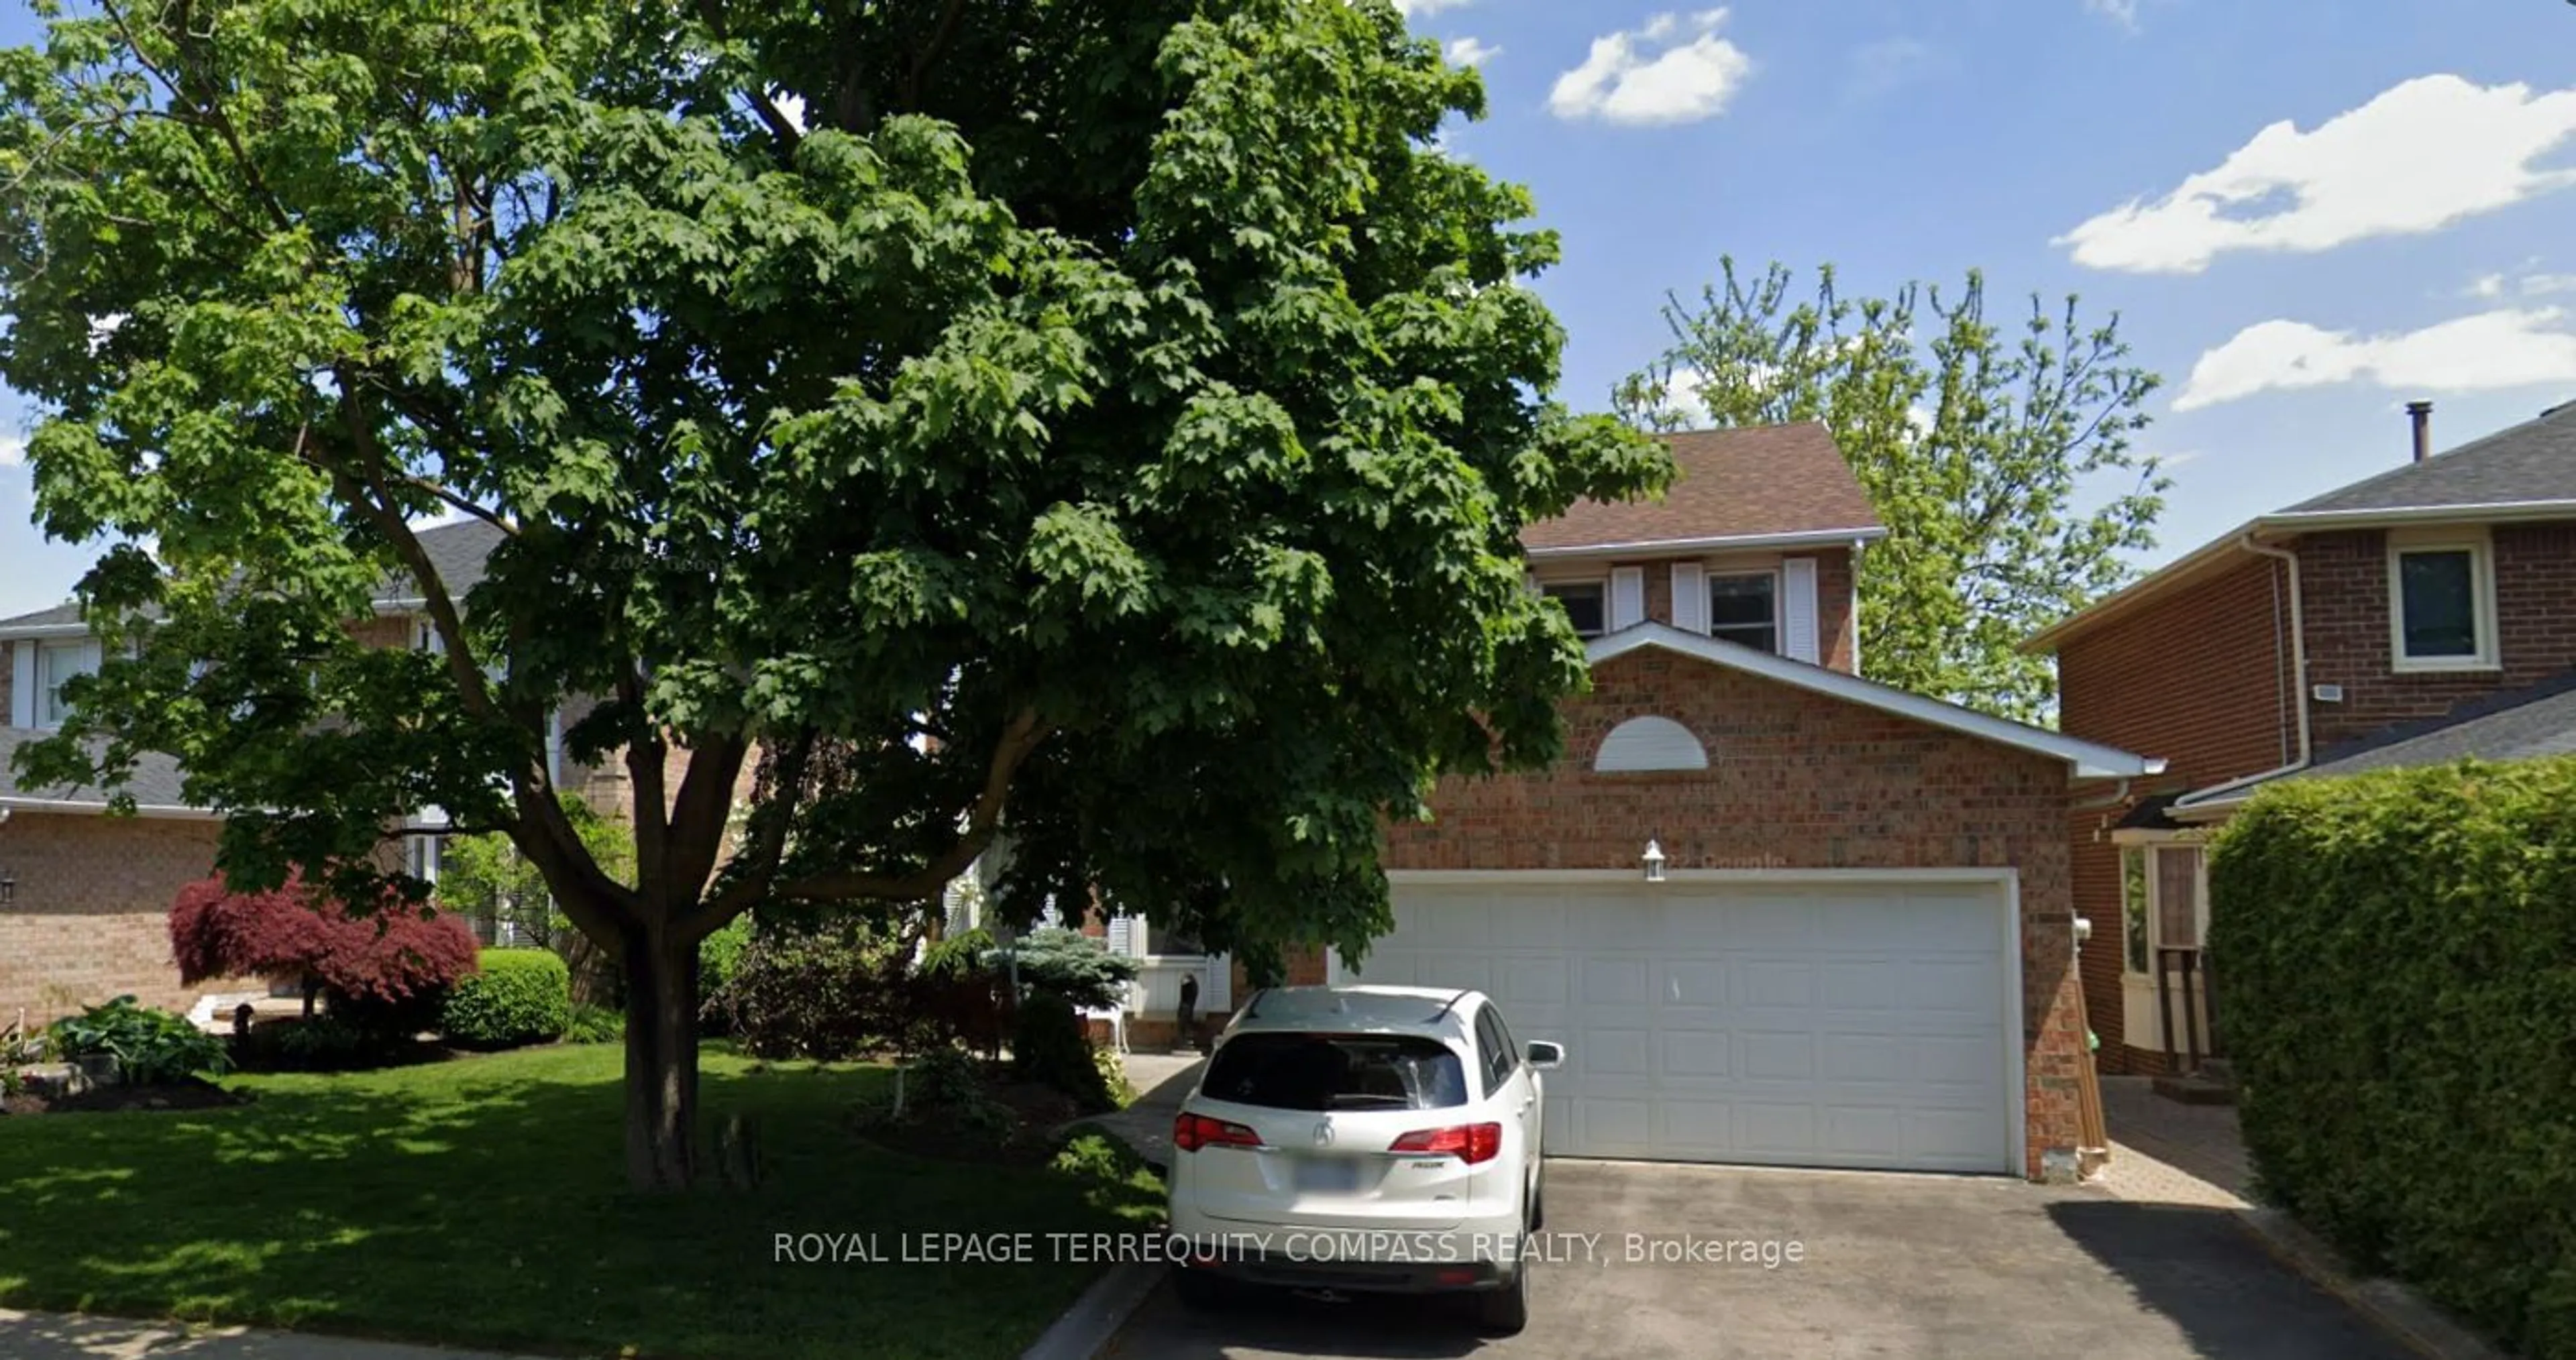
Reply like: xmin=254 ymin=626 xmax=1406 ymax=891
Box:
xmin=1163 ymin=984 xmax=1562 ymax=1334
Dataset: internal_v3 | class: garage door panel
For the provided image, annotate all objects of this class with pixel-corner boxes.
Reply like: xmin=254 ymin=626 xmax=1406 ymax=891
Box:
xmin=1585 ymin=1028 xmax=1650 ymax=1076
xmin=1662 ymin=960 xmax=1729 ymax=1005
xmin=1360 ymin=877 xmax=2015 ymax=1175
xmin=1658 ymin=1029 xmax=1729 ymax=1077
xmin=1733 ymin=1102 xmax=1817 ymax=1155
xmin=1820 ymin=1033 xmax=1905 ymax=1083
xmin=1738 ymin=1031 xmax=1815 ymax=1080
xmin=1582 ymin=957 xmax=1652 ymax=1005
xmin=1735 ymin=960 xmax=1814 ymax=1009
xmin=1825 ymin=1106 xmax=1902 ymax=1157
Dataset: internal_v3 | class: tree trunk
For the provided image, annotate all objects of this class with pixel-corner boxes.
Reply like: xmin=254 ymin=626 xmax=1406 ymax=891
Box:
xmin=623 ymin=927 xmax=701 ymax=1192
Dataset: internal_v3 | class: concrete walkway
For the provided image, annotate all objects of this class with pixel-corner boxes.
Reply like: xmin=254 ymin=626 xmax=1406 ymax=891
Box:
xmin=0 ymin=1309 xmax=541 ymax=1360
xmin=1089 ymin=1050 xmax=1203 ymax=1168
xmin=2094 ymin=1076 xmax=2254 ymax=1208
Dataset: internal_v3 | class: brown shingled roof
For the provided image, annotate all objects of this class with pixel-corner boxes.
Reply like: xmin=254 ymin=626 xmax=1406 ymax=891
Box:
xmin=1522 ymin=422 xmax=1882 ymax=555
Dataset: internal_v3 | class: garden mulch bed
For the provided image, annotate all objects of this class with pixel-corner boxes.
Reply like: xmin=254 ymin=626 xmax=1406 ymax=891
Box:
xmin=2 ymin=1076 xmax=253 ymax=1116
xmin=857 ymin=1079 xmax=1093 ymax=1166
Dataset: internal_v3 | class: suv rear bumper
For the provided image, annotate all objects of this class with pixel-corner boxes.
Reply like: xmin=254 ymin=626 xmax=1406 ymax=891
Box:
xmin=1175 ymin=1246 xmax=1512 ymax=1294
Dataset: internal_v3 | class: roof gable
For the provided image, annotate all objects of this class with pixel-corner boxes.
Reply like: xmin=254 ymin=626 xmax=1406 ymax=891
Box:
xmin=1523 ymin=423 xmax=1884 ymax=557
xmin=1591 ymin=624 xmax=2159 ymax=781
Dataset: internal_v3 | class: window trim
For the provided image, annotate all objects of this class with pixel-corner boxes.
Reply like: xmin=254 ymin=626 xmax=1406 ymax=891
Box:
xmin=1707 ymin=567 xmax=1782 ymax=653
xmin=35 ymin=637 xmax=98 ymax=730
xmin=1538 ymin=576 xmax=1611 ymax=639
xmin=2386 ymin=530 xmax=2499 ymax=673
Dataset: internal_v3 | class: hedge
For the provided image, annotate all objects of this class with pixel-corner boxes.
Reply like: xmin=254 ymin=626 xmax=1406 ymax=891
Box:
xmin=2209 ymin=758 xmax=2576 ymax=1359
xmin=439 ymin=949 xmax=573 ymax=1050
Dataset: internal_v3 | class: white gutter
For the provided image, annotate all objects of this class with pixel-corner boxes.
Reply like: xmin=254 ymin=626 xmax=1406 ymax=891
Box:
xmin=2169 ymin=535 xmax=2310 ymax=813
xmin=0 ymin=622 xmax=99 ymax=641
xmin=0 ymin=795 xmax=221 ymax=821
xmin=1525 ymin=525 xmax=1888 ymax=561
xmin=2260 ymin=499 xmax=2576 ymax=530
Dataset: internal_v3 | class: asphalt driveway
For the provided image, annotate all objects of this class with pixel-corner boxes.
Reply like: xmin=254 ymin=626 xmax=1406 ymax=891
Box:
xmin=1106 ymin=1159 xmax=2418 ymax=1360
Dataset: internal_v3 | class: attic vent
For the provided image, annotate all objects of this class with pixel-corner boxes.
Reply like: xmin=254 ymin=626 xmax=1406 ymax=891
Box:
xmin=1594 ymin=716 xmax=1709 ymax=773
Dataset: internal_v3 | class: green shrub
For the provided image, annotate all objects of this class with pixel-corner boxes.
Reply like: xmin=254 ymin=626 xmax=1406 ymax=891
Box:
xmin=710 ymin=920 xmax=916 ymax=1061
xmin=440 ymin=950 xmax=573 ymax=1050
xmin=988 ymin=929 xmax=1140 ymax=1012
xmin=48 ymin=996 xmax=229 ymax=1084
xmin=564 ymin=1003 xmax=625 ymax=1045
xmin=2210 ymin=758 xmax=2576 ymax=1360
xmin=1093 ymin=1045 xmax=1138 ymax=1108
xmin=1012 ymin=990 xmax=1112 ymax=1114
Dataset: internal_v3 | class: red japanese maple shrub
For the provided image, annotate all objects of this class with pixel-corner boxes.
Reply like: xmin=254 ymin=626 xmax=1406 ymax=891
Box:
xmin=170 ymin=871 xmax=479 ymax=1018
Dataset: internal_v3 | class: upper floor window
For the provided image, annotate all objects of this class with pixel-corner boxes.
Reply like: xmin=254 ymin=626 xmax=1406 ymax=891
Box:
xmin=2388 ymin=533 xmax=2496 ymax=671
xmin=37 ymin=638 xmax=98 ymax=728
xmin=1541 ymin=580 xmax=1607 ymax=638
xmin=1709 ymin=572 xmax=1778 ymax=653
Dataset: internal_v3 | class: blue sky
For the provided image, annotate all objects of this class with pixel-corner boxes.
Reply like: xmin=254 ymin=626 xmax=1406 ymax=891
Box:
xmin=5 ymin=0 xmax=2576 ymax=618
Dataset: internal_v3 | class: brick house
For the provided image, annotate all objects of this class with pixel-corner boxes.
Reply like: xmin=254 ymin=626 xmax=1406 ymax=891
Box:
xmin=0 ymin=519 xmax=656 ymax=1026
xmin=1211 ymin=423 xmax=2158 ymax=1180
xmin=2026 ymin=400 xmax=2576 ymax=1076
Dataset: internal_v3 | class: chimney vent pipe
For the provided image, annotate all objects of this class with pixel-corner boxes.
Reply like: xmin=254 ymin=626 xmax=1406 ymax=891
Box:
xmin=2407 ymin=400 xmax=2434 ymax=463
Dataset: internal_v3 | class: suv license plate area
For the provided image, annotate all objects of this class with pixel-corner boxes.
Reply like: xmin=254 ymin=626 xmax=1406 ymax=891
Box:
xmin=1291 ymin=1156 xmax=1362 ymax=1194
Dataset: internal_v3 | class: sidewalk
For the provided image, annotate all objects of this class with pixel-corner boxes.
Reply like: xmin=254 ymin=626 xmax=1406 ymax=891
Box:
xmin=0 ymin=1308 xmax=542 ymax=1360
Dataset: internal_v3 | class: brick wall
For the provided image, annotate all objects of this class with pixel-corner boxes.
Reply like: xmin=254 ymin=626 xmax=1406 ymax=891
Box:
xmin=2298 ymin=523 xmax=2576 ymax=747
xmin=2055 ymin=551 xmax=2294 ymax=1072
xmin=0 ymin=811 xmax=229 ymax=1025
xmin=1379 ymin=647 xmax=2084 ymax=1180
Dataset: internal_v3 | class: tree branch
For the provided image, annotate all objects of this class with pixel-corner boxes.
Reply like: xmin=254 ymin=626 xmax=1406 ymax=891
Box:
xmin=765 ymin=709 xmax=1049 ymax=905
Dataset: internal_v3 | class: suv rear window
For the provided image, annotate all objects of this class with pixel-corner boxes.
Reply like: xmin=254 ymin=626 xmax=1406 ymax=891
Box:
xmin=1201 ymin=1033 xmax=1468 ymax=1111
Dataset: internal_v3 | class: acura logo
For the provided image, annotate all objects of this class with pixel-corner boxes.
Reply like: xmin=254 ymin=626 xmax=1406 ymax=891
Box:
xmin=1312 ymin=1120 xmax=1334 ymax=1148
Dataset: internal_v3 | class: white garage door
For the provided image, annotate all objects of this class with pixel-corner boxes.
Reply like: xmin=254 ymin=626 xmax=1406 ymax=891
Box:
xmin=1343 ymin=876 xmax=2017 ymax=1174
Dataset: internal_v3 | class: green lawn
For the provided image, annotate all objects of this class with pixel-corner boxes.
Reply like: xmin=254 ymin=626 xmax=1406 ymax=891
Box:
xmin=0 ymin=1045 xmax=1162 ymax=1359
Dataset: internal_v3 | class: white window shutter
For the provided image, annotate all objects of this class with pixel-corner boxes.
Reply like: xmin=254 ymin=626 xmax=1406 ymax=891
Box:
xmin=1670 ymin=563 xmax=1709 ymax=634
xmin=1783 ymin=558 xmax=1821 ymax=663
xmin=1203 ymin=955 xmax=1233 ymax=1010
xmin=1106 ymin=916 xmax=1135 ymax=957
xmin=8 ymin=642 xmax=33 ymax=728
xmin=1609 ymin=567 xmax=1646 ymax=632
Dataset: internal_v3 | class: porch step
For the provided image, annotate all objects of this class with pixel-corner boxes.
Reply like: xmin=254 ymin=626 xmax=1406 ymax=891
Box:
xmin=2152 ymin=1072 xmax=2238 ymax=1106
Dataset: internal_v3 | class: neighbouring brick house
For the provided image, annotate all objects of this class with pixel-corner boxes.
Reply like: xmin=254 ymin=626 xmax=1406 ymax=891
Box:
xmin=2027 ymin=399 xmax=2576 ymax=1076
xmin=1212 ymin=422 xmax=2157 ymax=1181
xmin=0 ymin=519 xmax=660 ymax=1027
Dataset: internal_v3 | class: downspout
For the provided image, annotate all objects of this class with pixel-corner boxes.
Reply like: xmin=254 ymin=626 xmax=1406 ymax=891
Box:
xmin=2174 ymin=536 xmax=2311 ymax=808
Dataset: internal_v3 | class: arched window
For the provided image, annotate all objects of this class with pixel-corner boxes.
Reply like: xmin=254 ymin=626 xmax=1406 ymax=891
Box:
xmin=1593 ymin=716 xmax=1709 ymax=773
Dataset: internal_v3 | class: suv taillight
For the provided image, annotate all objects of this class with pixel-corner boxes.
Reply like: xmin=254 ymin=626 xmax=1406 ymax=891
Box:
xmin=1389 ymin=1122 xmax=1503 ymax=1164
xmin=1173 ymin=1112 xmax=1263 ymax=1153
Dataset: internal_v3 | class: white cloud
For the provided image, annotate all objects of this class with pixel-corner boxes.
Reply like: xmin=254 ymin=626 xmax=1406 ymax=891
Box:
xmin=2174 ymin=307 xmax=2576 ymax=411
xmin=0 ymin=435 xmax=23 ymax=468
xmin=2084 ymin=0 xmax=2141 ymax=32
xmin=1445 ymin=36 xmax=1500 ymax=67
xmin=2467 ymin=273 xmax=2508 ymax=300
xmin=1550 ymin=9 xmax=1753 ymax=127
xmin=2059 ymin=75 xmax=2576 ymax=274
xmin=769 ymin=92 xmax=807 ymax=134
xmin=1396 ymin=0 xmax=1471 ymax=14
xmin=2522 ymin=273 xmax=2576 ymax=296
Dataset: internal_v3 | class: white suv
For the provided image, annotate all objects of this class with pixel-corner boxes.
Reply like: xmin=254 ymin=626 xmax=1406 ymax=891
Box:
xmin=1164 ymin=984 xmax=1563 ymax=1334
